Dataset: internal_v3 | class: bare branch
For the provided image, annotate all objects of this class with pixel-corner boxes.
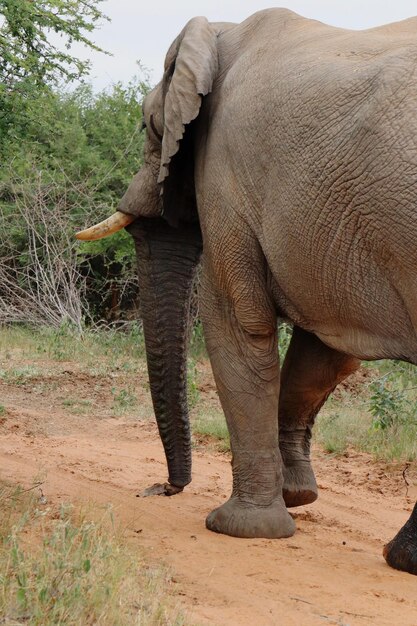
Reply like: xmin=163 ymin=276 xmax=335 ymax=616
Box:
xmin=0 ymin=171 xmax=91 ymax=331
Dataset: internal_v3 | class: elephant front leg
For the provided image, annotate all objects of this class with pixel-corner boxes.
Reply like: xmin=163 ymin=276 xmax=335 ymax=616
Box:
xmin=201 ymin=276 xmax=295 ymax=539
xmin=279 ymin=327 xmax=360 ymax=507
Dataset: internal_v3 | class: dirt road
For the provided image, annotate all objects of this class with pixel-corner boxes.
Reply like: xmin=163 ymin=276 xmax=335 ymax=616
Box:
xmin=1 ymin=366 xmax=417 ymax=625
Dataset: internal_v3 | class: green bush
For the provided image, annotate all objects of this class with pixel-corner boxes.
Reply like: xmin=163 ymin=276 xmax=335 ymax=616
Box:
xmin=0 ymin=77 xmax=149 ymax=324
xmin=368 ymin=361 xmax=417 ymax=430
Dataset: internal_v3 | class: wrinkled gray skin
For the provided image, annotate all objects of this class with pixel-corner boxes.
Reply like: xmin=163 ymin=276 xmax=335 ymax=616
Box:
xmin=120 ymin=10 xmax=417 ymax=574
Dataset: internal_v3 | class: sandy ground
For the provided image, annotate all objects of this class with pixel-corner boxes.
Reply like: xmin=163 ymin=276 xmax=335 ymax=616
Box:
xmin=1 ymin=361 xmax=417 ymax=625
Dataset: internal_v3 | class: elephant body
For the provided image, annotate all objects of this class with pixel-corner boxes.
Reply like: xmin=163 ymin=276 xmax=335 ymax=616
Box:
xmin=79 ymin=9 xmax=417 ymax=575
xmin=197 ymin=10 xmax=417 ymax=362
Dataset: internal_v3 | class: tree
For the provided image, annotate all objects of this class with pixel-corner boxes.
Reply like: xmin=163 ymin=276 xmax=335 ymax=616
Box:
xmin=0 ymin=0 xmax=107 ymax=85
xmin=0 ymin=0 xmax=108 ymax=137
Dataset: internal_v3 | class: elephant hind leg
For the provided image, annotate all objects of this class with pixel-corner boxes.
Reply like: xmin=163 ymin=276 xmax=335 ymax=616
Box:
xmin=279 ymin=326 xmax=360 ymax=507
xmin=383 ymin=503 xmax=417 ymax=575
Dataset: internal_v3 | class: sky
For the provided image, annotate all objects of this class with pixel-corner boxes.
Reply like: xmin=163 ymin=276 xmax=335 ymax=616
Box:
xmin=77 ymin=0 xmax=417 ymax=90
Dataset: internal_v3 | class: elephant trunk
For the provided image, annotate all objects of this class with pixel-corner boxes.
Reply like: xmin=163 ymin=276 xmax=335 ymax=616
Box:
xmin=128 ymin=218 xmax=202 ymax=487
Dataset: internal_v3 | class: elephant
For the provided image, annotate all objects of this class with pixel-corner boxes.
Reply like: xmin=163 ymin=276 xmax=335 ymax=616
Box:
xmin=77 ymin=9 xmax=417 ymax=575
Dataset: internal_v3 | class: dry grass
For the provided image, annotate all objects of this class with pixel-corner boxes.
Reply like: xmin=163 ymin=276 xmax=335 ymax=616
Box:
xmin=0 ymin=481 xmax=186 ymax=626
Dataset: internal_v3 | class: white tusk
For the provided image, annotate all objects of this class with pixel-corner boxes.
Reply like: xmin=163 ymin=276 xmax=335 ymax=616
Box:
xmin=75 ymin=211 xmax=135 ymax=241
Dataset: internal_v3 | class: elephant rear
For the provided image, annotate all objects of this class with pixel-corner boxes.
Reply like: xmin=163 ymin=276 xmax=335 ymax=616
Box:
xmin=200 ymin=9 xmax=417 ymax=362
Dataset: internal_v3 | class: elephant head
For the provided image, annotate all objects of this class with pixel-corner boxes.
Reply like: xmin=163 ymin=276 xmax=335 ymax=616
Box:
xmin=76 ymin=17 xmax=220 ymax=492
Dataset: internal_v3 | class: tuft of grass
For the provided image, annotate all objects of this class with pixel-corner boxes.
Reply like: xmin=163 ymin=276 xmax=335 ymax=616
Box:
xmin=315 ymin=409 xmax=371 ymax=456
xmin=368 ymin=423 xmax=417 ymax=462
xmin=0 ymin=481 xmax=185 ymax=626
xmin=189 ymin=323 xmax=206 ymax=359
xmin=193 ymin=409 xmax=230 ymax=452
xmin=187 ymin=358 xmax=200 ymax=409
xmin=46 ymin=323 xmax=146 ymax=364
xmin=0 ymin=365 xmax=41 ymax=384
xmin=0 ymin=326 xmax=39 ymax=355
xmin=62 ymin=398 xmax=92 ymax=415
xmin=111 ymin=387 xmax=138 ymax=415
xmin=0 ymin=404 xmax=5 ymax=416
xmin=316 ymin=407 xmax=417 ymax=462
xmin=278 ymin=322 xmax=293 ymax=361
xmin=0 ymin=323 xmax=146 ymax=371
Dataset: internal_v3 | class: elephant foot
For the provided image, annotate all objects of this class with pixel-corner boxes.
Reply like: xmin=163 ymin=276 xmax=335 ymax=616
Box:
xmin=383 ymin=504 xmax=417 ymax=575
xmin=206 ymin=495 xmax=296 ymax=538
xmin=280 ymin=426 xmax=318 ymax=508
xmin=138 ymin=482 xmax=184 ymax=497
xmin=282 ymin=462 xmax=318 ymax=508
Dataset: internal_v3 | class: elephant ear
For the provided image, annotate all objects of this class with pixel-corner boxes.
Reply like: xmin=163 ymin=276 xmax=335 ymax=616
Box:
xmin=158 ymin=17 xmax=218 ymax=186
